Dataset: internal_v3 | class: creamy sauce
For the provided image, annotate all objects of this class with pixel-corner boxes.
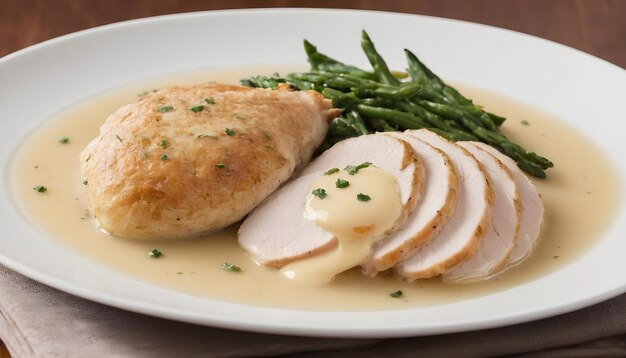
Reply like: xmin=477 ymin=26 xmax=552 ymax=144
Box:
xmin=282 ymin=166 xmax=402 ymax=284
xmin=8 ymin=66 xmax=621 ymax=311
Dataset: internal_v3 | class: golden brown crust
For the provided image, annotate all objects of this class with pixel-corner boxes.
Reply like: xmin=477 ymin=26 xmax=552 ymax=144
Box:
xmin=80 ymin=83 xmax=334 ymax=239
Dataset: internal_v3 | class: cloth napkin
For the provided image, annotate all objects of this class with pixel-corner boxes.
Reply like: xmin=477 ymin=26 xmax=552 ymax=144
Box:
xmin=1 ymin=265 xmax=625 ymax=358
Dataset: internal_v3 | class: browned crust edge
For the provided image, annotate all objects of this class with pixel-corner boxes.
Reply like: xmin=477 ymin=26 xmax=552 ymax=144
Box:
xmin=262 ymin=238 xmax=339 ymax=269
xmin=367 ymin=142 xmax=460 ymax=274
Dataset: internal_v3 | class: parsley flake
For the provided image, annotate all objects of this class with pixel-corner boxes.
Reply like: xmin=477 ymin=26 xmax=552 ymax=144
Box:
xmin=58 ymin=136 xmax=70 ymax=144
xmin=189 ymin=105 xmax=205 ymax=113
xmin=204 ymin=97 xmax=215 ymax=104
xmin=324 ymin=168 xmax=340 ymax=175
xmin=115 ymin=134 xmax=123 ymax=143
xmin=221 ymin=262 xmax=242 ymax=272
xmin=215 ymin=163 xmax=226 ymax=169
xmin=160 ymin=154 xmax=169 ymax=161
xmin=357 ymin=193 xmax=371 ymax=202
xmin=344 ymin=162 xmax=372 ymax=175
xmin=160 ymin=140 xmax=167 ymax=149
xmin=312 ymin=188 xmax=327 ymax=199
xmin=521 ymin=120 xmax=530 ymax=126
xmin=33 ymin=185 xmax=47 ymax=193
xmin=335 ymin=178 xmax=350 ymax=188
xmin=157 ymin=105 xmax=174 ymax=113
xmin=390 ymin=290 xmax=403 ymax=298
xmin=148 ymin=249 xmax=163 ymax=258
xmin=225 ymin=128 xmax=235 ymax=136
xmin=82 ymin=180 xmax=88 ymax=186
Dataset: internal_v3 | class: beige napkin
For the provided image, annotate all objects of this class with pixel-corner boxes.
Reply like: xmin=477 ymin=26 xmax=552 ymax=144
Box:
xmin=1 ymin=265 xmax=624 ymax=358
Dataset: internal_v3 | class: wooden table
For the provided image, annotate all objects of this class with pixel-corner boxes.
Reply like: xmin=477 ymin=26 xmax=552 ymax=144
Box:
xmin=0 ymin=0 xmax=624 ymax=356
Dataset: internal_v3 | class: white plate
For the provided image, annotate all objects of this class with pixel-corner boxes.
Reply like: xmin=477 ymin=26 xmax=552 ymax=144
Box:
xmin=1 ymin=9 xmax=625 ymax=338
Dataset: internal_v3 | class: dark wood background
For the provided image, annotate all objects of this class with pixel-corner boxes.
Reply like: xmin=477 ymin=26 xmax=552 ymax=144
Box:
xmin=2 ymin=0 xmax=625 ymax=68
xmin=0 ymin=0 xmax=624 ymax=356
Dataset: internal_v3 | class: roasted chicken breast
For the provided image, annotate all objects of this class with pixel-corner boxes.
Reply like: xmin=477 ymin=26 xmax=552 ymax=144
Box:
xmin=80 ymin=83 xmax=339 ymax=239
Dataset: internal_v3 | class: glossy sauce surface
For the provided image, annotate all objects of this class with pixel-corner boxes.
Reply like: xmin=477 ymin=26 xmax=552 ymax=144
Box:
xmin=9 ymin=66 xmax=621 ymax=311
xmin=282 ymin=166 xmax=402 ymax=284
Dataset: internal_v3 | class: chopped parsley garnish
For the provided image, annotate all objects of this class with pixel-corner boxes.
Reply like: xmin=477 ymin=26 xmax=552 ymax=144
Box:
xmin=160 ymin=154 xmax=169 ymax=160
xmin=33 ymin=185 xmax=47 ymax=193
xmin=189 ymin=105 xmax=205 ymax=113
xmin=225 ymin=128 xmax=235 ymax=136
xmin=58 ymin=136 xmax=70 ymax=144
xmin=84 ymin=154 xmax=91 ymax=162
xmin=221 ymin=262 xmax=241 ymax=272
xmin=335 ymin=178 xmax=350 ymax=188
xmin=215 ymin=163 xmax=226 ymax=169
xmin=148 ymin=249 xmax=163 ymax=258
xmin=521 ymin=120 xmax=530 ymax=126
xmin=312 ymin=188 xmax=327 ymax=199
xmin=344 ymin=162 xmax=372 ymax=175
xmin=82 ymin=180 xmax=88 ymax=185
xmin=157 ymin=105 xmax=174 ymax=113
xmin=357 ymin=193 xmax=371 ymax=202
xmin=390 ymin=290 xmax=403 ymax=298
xmin=204 ymin=97 xmax=215 ymax=104
xmin=115 ymin=134 xmax=123 ymax=143
xmin=160 ymin=140 xmax=168 ymax=149
xmin=324 ymin=168 xmax=339 ymax=175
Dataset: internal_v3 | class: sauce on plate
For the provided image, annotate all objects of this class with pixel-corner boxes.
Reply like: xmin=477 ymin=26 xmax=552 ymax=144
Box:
xmin=9 ymin=66 xmax=621 ymax=311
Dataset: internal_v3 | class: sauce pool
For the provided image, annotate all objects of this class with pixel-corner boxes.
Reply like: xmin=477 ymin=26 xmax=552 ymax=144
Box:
xmin=9 ymin=66 xmax=621 ymax=311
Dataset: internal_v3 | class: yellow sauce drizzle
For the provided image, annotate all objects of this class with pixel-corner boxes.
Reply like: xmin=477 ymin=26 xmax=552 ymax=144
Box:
xmin=280 ymin=166 xmax=402 ymax=284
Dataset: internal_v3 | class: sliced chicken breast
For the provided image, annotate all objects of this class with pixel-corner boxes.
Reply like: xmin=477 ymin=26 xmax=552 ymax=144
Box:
xmin=301 ymin=134 xmax=425 ymax=218
xmin=239 ymin=133 xmax=424 ymax=268
xmin=80 ymin=83 xmax=339 ymax=239
xmin=442 ymin=142 xmax=520 ymax=282
xmin=396 ymin=129 xmax=493 ymax=281
xmin=362 ymin=131 xmax=459 ymax=275
xmin=238 ymin=173 xmax=335 ymax=268
xmin=470 ymin=142 xmax=544 ymax=268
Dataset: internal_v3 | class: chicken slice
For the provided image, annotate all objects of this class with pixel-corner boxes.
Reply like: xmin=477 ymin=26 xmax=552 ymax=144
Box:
xmin=80 ymin=83 xmax=339 ymax=239
xmin=396 ymin=129 xmax=493 ymax=281
xmin=362 ymin=131 xmax=459 ymax=275
xmin=442 ymin=142 xmax=520 ymax=282
xmin=301 ymin=134 xmax=425 ymax=218
xmin=470 ymin=142 xmax=544 ymax=268
xmin=238 ymin=173 xmax=334 ymax=268
xmin=239 ymin=133 xmax=424 ymax=268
